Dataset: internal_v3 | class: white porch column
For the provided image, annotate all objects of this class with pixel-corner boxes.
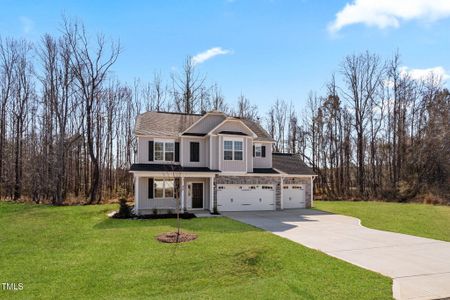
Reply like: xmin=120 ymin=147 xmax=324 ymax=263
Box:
xmin=134 ymin=175 xmax=140 ymax=215
xmin=209 ymin=176 xmax=214 ymax=213
xmin=180 ymin=177 xmax=185 ymax=211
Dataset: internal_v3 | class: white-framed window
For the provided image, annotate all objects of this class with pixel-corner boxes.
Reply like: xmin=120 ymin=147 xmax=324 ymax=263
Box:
xmin=223 ymin=140 xmax=243 ymax=161
xmin=255 ymin=144 xmax=262 ymax=157
xmin=154 ymin=140 xmax=175 ymax=162
xmin=234 ymin=141 xmax=243 ymax=160
xmin=224 ymin=141 xmax=233 ymax=160
xmin=154 ymin=178 xmax=175 ymax=198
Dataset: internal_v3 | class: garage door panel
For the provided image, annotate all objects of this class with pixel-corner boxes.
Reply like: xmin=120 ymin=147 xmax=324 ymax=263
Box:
xmin=283 ymin=185 xmax=306 ymax=208
xmin=217 ymin=184 xmax=275 ymax=211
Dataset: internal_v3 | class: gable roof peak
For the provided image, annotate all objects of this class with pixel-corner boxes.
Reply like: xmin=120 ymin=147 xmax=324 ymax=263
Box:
xmin=208 ymin=110 xmax=226 ymax=115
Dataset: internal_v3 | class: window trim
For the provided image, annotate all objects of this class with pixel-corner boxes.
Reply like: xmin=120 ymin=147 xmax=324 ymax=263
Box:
xmin=254 ymin=143 xmax=262 ymax=158
xmin=223 ymin=138 xmax=244 ymax=161
xmin=224 ymin=140 xmax=233 ymax=161
xmin=154 ymin=139 xmax=175 ymax=162
xmin=153 ymin=178 xmax=175 ymax=199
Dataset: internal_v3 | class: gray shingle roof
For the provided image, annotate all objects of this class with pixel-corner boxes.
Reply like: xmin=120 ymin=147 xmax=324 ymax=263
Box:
xmin=130 ymin=163 xmax=220 ymax=173
xmin=252 ymin=168 xmax=279 ymax=174
xmin=239 ymin=118 xmax=274 ymax=142
xmin=272 ymin=153 xmax=316 ymax=175
xmin=135 ymin=111 xmax=274 ymax=142
xmin=135 ymin=112 xmax=202 ymax=136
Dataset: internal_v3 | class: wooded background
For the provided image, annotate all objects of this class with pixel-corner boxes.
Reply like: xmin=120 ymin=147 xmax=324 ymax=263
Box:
xmin=0 ymin=19 xmax=448 ymax=205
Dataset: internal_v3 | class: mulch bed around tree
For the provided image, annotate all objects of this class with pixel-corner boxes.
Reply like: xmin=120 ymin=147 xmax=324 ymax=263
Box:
xmin=156 ymin=232 xmax=198 ymax=243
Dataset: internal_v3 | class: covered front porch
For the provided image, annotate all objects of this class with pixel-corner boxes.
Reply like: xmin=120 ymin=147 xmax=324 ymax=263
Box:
xmin=132 ymin=171 xmax=215 ymax=215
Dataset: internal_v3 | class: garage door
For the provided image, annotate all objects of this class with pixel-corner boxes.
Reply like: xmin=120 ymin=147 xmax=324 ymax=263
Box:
xmin=217 ymin=184 xmax=275 ymax=211
xmin=283 ymin=185 xmax=306 ymax=208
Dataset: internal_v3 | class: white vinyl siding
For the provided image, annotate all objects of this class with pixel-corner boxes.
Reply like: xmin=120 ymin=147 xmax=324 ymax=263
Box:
xmin=212 ymin=120 xmax=255 ymax=136
xmin=220 ymin=136 xmax=247 ymax=172
xmin=184 ymin=114 xmax=226 ymax=134
xmin=181 ymin=137 xmax=206 ymax=167
xmin=253 ymin=142 xmax=272 ymax=168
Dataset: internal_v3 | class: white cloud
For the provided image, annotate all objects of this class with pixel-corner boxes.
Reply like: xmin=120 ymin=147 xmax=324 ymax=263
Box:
xmin=328 ymin=0 xmax=450 ymax=33
xmin=191 ymin=47 xmax=232 ymax=65
xmin=19 ymin=16 xmax=34 ymax=34
xmin=400 ymin=66 xmax=450 ymax=81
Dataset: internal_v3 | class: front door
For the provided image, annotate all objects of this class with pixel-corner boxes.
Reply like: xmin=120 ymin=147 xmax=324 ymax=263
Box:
xmin=191 ymin=183 xmax=203 ymax=209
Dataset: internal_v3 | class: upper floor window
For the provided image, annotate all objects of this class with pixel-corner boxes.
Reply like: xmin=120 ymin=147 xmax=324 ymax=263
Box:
xmin=254 ymin=144 xmax=262 ymax=157
xmin=224 ymin=140 xmax=243 ymax=161
xmin=154 ymin=141 xmax=174 ymax=161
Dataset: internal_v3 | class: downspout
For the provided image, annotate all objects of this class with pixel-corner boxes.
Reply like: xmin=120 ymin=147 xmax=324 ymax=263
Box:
xmin=311 ymin=175 xmax=317 ymax=208
xmin=280 ymin=176 xmax=284 ymax=210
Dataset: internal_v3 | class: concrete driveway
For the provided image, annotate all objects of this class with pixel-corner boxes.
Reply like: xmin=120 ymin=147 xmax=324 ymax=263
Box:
xmin=223 ymin=209 xmax=450 ymax=300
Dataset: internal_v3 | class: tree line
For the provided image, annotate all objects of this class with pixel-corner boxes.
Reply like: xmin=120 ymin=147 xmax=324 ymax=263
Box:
xmin=0 ymin=18 xmax=259 ymax=204
xmin=0 ymin=19 xmax=448 ymax=205
xmin=269 ymin=52 xmax=449 ymax=203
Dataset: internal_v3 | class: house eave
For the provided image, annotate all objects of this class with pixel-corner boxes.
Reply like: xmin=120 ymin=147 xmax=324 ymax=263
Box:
xmin=130 ymin=171 xmax=218 ymax=177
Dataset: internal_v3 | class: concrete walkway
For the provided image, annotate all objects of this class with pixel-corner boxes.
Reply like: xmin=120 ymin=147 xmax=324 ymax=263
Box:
xmin=223 ymin=209 xmax=450 ymax=300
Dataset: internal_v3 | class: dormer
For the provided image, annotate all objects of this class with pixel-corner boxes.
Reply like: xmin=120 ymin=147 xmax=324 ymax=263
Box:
xmin=207 ymin=117 xmax=258 ymax=173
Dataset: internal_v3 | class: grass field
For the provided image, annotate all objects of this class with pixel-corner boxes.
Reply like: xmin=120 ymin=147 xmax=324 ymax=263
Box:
xmin=0 ymin=202 xmax=392 ymax=299
xmin=315 ymin=201 xmax=450 ymax=242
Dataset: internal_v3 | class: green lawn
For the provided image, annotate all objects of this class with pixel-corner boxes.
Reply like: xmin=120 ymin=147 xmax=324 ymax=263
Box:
xmin=315 ymin=201 xmax=450 ymax=242
xmin=0 ymin=202 xmax=391 ymax=299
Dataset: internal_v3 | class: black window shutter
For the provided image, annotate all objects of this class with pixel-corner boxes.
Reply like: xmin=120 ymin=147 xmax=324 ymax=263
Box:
xmin=262 ymin=146 xmax=266 ymax=157
xmin=175 ymin=142 xmax=180 ymax=162
xmin=190 ymin=142 xmax=200 ymax=162
xmin=253 ymin=145 xmax=255 ymax=157
xmin=148 ymin=178 xmax=154 ymax=199
xmin=148 ymin=141 xmax=154 ymax=161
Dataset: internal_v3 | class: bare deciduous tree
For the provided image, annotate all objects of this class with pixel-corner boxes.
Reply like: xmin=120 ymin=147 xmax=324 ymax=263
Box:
xmin=63 ymin=18 xmax=120 ymax=204
xmin=171 ymin=57 xmax=206 ymax=114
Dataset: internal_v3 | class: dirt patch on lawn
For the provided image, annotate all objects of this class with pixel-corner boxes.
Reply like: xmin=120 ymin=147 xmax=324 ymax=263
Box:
xmin=156 ymin=232 xmax=198 ymax=243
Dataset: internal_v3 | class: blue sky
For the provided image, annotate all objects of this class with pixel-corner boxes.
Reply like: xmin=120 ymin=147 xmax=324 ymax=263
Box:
xmin=1 ymin=0 xmax=449 ymax=115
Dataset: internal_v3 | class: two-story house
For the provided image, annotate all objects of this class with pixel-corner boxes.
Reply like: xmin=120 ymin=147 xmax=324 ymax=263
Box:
xmin=130 ymin=110 xmax=316 ymax=214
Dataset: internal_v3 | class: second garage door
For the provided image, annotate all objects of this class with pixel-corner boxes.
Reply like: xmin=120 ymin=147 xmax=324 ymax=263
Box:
xmin=217 ymin=184 xmax=275 ymax=211
xmin=283 ymin=185 xmax=306 ymax=208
